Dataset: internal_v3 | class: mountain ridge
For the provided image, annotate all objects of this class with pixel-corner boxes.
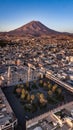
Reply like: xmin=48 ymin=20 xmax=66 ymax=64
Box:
xmin=0 ymin=21 xmax=73 ymax=38
xmin=7 ymin=21 xmax=61 ymax=36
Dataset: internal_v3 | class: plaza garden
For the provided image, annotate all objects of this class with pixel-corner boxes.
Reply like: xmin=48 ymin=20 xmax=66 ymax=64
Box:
xmin=13 ymin=77 xmax=65 ymax=114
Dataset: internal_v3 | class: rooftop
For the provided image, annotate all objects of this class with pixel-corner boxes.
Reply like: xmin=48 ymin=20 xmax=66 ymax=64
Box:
xmin=0 ymin=88 xmax=17 ymax=130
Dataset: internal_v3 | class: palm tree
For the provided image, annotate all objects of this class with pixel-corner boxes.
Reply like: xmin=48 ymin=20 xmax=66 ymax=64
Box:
xmin=48 ymin=90 xmax=53 ymax=97
xmin=31 ymin=94 xmax=35 ymax=101
xmin=57 ymin=88 xmax=62 ymax=95
xmin=39 ymin=80 xmax=43 ymax=87
xmin=16 ymin=88 xmax=22 ymax=94
xmin=26 ymin=93 xmax=31 ymax=102
xmin=39 ymin=80 xmax=43 ymax=84
xmin=21 ymin=92 xmax=25 ymax=99
xmin=43 ymin=82 xmax=47 ymax=87
xmin=52 ymin=84 xmax=57 ymax=92
xmin=48 ymin=83 xmax=52 ymax=90
xmin=20 ymin=89 xmax=26 ymax=99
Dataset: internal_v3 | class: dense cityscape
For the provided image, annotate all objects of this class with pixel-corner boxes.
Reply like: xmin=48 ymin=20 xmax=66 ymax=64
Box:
xmin=0 ymin=0 xmax=73 ymax=130
xmin=0 ymin=21 xmax=73 ymax=130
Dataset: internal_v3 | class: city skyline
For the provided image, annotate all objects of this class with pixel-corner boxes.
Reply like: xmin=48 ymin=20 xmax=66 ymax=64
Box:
xmin=0 ymin=0 xmax=73 ymax=33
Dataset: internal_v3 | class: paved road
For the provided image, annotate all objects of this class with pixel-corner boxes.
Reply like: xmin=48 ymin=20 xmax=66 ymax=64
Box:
xmin=2 ymin=86 xmax=26 ymax=130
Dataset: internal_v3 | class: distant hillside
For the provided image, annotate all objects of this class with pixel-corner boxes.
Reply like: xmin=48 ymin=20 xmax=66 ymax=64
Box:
xmin=8 ymin=21 xmax=60 ymax=36
xmin=0 ymin=21 xmax=73 ymax=40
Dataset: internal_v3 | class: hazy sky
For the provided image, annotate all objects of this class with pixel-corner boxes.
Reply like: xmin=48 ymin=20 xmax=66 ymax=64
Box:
xmin=0 ymin=0 xmax=73 ymax=32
